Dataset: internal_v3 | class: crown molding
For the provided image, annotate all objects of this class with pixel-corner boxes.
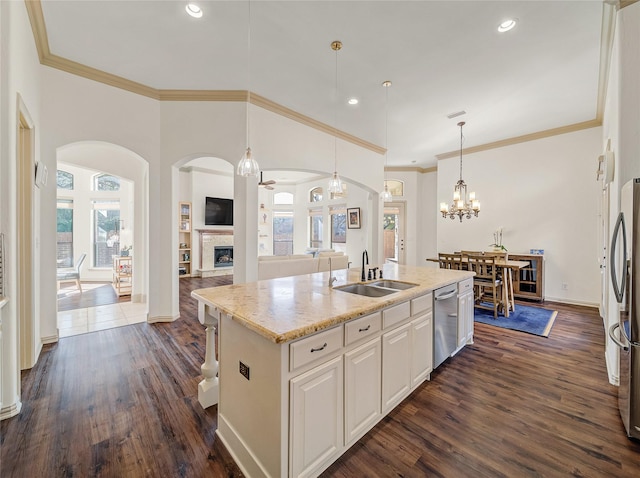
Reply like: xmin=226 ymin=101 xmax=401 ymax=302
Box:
xmin=159 ymin=90 xmax=248 ymax=102
xmin=385 ymin=166 xmax=436 ymax=174
xmin=436 ymin=119 xmax=602 ymax=160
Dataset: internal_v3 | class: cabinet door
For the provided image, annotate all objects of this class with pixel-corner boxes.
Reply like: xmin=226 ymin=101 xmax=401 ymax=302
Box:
xmin=290 ymin=356 xmax=343 ymax=478
xmin=344 ymin=338 xmax=381 ymax=445
xmin=411 ymin=312 xmax=433 ymax=388
xmin=381 ymin=323 xmax=411 ymax=414
xmin=457 ymin=291 xmax=473 ymax=349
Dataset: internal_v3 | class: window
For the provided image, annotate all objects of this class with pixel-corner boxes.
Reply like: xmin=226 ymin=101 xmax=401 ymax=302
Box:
xmin=273 ymin=210 xmax=294 ymax=256
xmin=384 ymin=180 xmax=404 ymax=197
xmin=309 ymin=208 xmax=323 ymax=248
xmin=274 ymin=192 xmax=294 ymax=205
xmin=57 ymin=199 xmax=74 ymax=267
xmin=310 ymin=187 xmax=323 ymax=202
xmin=92 ymin=200 xmax=120 ymax=267
xmin=94 ymin=173 xmax=121 ymax=191
xmin=57 ymin=170 xmax=73 ymax=190
xmin=330 ymin=206 xmax=347 ymax=253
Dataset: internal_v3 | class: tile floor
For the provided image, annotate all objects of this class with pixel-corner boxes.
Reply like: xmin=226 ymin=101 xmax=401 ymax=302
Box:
xmin=57 ymin=301 xmax=148 ymax=338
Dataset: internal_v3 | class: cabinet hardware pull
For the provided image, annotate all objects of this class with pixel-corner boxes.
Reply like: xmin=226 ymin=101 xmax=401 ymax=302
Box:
xmin=358 ymin=325 xmax=371 ymax=332
xmin=310 ymin=343 xmax=327 ymax=353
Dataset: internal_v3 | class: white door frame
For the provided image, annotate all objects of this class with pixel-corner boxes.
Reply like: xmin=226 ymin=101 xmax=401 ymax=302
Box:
xmin=384 ymin=201 xmax=406 ymax=265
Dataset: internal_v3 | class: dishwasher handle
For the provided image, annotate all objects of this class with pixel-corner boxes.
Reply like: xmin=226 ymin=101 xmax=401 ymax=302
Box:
xmin=434 ymin=289 xmax=457 ymax=301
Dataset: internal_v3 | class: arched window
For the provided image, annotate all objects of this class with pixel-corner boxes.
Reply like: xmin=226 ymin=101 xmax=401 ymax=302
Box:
xmin=274 ymin=192 xmax=294 ymax=205
xmin=94 ymin=173 xmax=121 ymax=191
xmin=310 ymin=187 xmax=323 ymax=202
xmin=57 ymin=170 xmax=74 ymax=190
xmin=385 ymin=180 xmax=404 ymax=197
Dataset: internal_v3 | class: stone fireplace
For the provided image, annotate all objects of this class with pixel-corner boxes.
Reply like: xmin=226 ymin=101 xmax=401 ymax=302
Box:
xmin=197 ymin=229 xmax=233 ymax=277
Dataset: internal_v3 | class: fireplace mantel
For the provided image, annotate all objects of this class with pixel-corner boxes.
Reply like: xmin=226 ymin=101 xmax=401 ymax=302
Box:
xmin=196 ymin=229 xmax=233 ymax=235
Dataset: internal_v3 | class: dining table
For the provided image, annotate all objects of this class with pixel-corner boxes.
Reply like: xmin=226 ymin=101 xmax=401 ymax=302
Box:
xmin=426 ymin=255 xmax=529 ymax=318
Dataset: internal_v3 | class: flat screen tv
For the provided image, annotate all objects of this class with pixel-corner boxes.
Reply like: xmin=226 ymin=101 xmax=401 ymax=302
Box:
xmin=205 ymin=197 xmax=233 ymax=226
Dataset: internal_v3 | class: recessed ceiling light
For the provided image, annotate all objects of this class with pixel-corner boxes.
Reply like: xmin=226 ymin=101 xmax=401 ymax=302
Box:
xmin=348 ymin=98 xmax=359 ymax=105
xmin=498 ymin=19 xmax=517 ymax=33
xmin=186 ymin=3 xmax=203 ymax=18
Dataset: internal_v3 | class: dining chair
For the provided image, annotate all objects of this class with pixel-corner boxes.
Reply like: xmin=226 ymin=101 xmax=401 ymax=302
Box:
xmin=57 ymin=253 xmax=86 ymax=293
xmin=466 ymin=253 xmax=503 ymax=318
xmin=438 ymin=252 xmax=463 ymax=270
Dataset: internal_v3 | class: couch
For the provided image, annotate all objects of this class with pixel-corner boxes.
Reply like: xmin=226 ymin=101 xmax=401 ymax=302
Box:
xmin=258 ymin=251 xmax=349 ymax=280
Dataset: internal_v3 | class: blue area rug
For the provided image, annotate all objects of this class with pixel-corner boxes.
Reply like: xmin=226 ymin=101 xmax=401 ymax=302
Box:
xmin=474 ymin=304 xmax=558 ymax=337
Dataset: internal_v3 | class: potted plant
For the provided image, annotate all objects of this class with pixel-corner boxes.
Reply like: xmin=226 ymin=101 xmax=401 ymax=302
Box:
xmin=121 ymin=245 xmax=132 ymax=256
xmin=489 ymin=227 xmax=507 ymax=252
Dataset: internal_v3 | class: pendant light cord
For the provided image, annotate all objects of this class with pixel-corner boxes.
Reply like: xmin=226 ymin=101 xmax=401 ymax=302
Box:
xmin=459 ymin=122 xmax=464 ymax=182
xmin=246 ymin=0 xmax=251 ymax=148
xmin=333 ymin=43 xmax=339 ymax=172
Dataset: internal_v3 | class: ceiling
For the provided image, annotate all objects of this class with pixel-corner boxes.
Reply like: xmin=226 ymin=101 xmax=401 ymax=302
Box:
xmin=36 ymin=1 xmax=611 ymax=170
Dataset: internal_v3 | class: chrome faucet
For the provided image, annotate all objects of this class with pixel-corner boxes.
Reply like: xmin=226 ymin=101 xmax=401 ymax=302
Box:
xmin=328 ymin=256 xmax=337 ymax=287
xmin=361 ymin=250 xmax=369 ymax=281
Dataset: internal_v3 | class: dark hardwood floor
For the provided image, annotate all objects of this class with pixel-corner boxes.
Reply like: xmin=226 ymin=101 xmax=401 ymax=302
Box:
xmin=3 ymin=278 xmax=640 ymax=477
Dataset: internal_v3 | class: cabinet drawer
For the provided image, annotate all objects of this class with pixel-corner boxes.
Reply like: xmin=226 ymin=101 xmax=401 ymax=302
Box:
xmin=458 ymin=278 xmax=473 ymax=295
xmin=344 ymin=312 xmax=382 ymax=346
xmin=290 ymin=326 xmax=343 ymax=372
xmin=383 ymin=301 xmax=411 ymax=329
xmin=411 ymin=293 xmax=432 ymax=316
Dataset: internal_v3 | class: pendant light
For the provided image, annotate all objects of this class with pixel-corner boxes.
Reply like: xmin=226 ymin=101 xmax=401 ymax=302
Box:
xmin=440 ymin=121 xmax=481 ymax=221
xmin=327 ymin=40 xmax=345 ymax=195
xmin=237 ymin=0 xmax=260 ymax=178
xmin=380 ymin=80 xmax=393 ymax=202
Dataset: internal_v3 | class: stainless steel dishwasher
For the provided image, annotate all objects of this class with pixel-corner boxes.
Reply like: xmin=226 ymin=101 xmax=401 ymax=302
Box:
xmin=433 ymin=283 xmax=458 ymax=369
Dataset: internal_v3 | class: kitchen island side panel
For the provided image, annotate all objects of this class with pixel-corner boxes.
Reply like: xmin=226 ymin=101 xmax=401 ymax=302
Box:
xmin=218 ymin=313 xmax=289 ymax=477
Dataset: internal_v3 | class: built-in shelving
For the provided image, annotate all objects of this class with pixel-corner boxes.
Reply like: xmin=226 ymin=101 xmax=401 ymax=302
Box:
xmin=179 ymin=202 xmax=192 ymax=278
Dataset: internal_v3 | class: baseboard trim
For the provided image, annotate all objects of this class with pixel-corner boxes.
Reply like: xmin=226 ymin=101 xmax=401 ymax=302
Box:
xmin=147 ymin=314 xmax=179 ymax=324
xmin=41 ymin=334 xmax=59 ymax=345
xmin=0 ymin=401 xmax=22 ymax=421
xmin=543 ymin=296 xmax=599 ymax=308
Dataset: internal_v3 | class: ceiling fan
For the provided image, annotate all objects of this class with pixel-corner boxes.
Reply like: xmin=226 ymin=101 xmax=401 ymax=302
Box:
xmin=258 ymin=172 xmax=276 ymax=190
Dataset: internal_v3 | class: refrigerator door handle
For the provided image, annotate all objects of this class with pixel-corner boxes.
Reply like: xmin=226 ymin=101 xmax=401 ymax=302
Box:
xmin=609 ymin=323 xmax=629 ymax=351
xmin=610 ymin=212 xmax=627 ymax=304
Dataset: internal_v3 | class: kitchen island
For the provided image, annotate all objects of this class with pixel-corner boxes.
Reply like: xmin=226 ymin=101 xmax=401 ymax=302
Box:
xmin=192 ymin=263 xmax=473 ymax=478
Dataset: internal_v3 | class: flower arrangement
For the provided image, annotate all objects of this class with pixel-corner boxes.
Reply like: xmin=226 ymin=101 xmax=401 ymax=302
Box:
xmin=489 ymin=227 xmax=507 ymax=251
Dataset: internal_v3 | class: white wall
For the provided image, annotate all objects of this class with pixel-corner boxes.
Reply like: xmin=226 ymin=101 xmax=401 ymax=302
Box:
xmin=0 ymin=0 xmax=43 ymax=417
xmin=419 ymin=171 xmax=438 ymax=268
xmin=438 ymin=127 xmax=602 ymax=306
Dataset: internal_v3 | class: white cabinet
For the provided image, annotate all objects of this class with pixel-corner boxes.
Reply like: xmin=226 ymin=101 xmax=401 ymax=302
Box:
xmin=381 ymin=322 xmax=412 ymax=414
xmin=458 ymin=278 xmax=474 ymax=349
xmin=344 ymin=337 xmax=381 ymax=445
xmin=411 ymin=312 xmax=433 ymax=388
xmin=290 ymin=355 xmax=343 ymax=478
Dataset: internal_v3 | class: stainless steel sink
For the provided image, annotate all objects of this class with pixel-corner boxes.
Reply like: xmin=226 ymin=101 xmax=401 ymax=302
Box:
xmin=334 ymin=283 xmax=397 ymax=297
xmin=369 ymin=280 xmax=418 ymax=290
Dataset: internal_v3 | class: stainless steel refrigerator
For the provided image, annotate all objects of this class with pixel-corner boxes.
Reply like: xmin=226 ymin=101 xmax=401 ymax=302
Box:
xmin=609 ymin=178 xmax=640 ymax=439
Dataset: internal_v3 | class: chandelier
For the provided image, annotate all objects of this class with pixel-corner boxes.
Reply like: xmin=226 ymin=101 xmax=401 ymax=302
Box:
xmin=440 ymin=121 xmax=480 ymax=221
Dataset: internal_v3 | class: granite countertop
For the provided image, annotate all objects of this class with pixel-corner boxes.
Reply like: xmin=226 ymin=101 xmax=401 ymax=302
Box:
xmin=191 ymin=263 xmax=474 ymax=344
